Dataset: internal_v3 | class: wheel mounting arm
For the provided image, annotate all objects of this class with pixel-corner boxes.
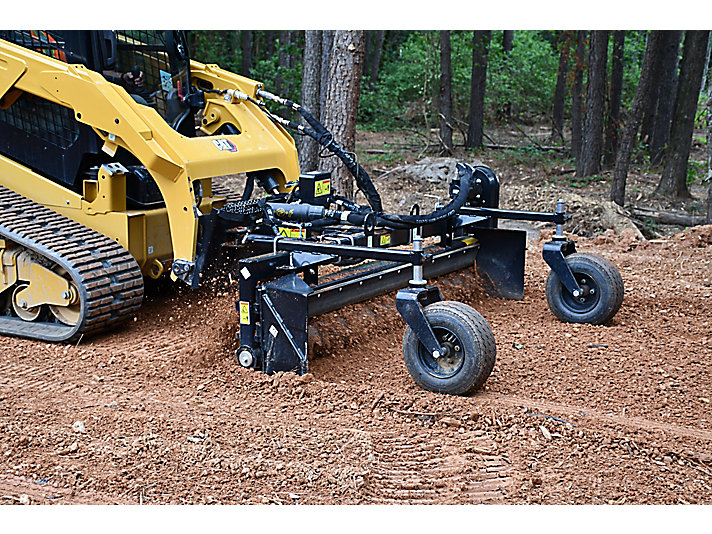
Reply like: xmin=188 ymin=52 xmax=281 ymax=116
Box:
xmin=395 ymin=286 xmax=444 ymax=358
xmin=542 ymin=240 xmax=583 ymax=296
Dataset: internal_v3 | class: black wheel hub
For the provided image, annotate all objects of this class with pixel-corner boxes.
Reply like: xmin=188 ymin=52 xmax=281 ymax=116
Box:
xmin=418 ymin=326 xmax=465 ymax=379
xmin=561 ymin=273 xmax=600 ymax=313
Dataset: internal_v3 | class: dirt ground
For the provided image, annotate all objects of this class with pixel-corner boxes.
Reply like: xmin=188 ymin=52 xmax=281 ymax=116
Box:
xmin=1 ymin=132 xmax=712 ymax=505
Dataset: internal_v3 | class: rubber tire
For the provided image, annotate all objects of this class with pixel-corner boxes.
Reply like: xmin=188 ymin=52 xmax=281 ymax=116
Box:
xmin=545 ymin=252 xmax=624 ymax=325
xmin=403 ymin=301 xmax=496 ymax=396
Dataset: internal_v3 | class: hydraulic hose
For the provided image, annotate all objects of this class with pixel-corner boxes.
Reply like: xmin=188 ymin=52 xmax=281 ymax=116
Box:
xmin=253 ymin=90 xmax=478 ymax=229
xmin=376 ymin=163 xmax=475 ymax=229
xmin=257 ymin=90 xmax=383 ymax=213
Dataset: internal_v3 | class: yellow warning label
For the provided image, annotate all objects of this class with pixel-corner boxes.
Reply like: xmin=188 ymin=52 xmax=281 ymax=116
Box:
xmin=278 ymin=227 xmax=306 ymax=239
xmin=239 ymin=301 xmax=250 ymax=324
xmin=314 ymin=178 xmax=331 ymax=197
xmin=380 ymin=234 xmax=391 ymax=246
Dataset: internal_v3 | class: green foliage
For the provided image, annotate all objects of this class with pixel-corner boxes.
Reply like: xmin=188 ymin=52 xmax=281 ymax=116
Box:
xmin=687 ymin=159 xmax=706 ymax=185
xmin=359 ymin=31 xmax=560 ymax=130
xmin=485 ymin=31 xmax=558 ymax=120
xmin=192 ymin=31 xmax=241 ymax=73
xmin=620 ymin=31 xmax=648 ymax=106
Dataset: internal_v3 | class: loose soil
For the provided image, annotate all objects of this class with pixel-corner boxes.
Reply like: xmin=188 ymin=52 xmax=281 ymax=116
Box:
xmin=1 ymin=131 xmax=712 ymax=505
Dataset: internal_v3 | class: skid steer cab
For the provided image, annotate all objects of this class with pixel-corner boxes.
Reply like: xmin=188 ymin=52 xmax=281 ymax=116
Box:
xmin=0 ymin=31 xmax=624 ymax=396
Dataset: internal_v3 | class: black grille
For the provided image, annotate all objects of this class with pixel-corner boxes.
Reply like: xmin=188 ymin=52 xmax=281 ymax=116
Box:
xmin=0 ymin=30 xmax=68 ymax=61
xmin=0 ymin=94 xmax=79 ymax=149
xmin=116 ymin=31 xmax=175 ymax=118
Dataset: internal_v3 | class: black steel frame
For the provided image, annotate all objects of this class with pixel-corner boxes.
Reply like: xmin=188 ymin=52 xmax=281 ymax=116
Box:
xmin=229 ymin=205 xmax=579 ymax=376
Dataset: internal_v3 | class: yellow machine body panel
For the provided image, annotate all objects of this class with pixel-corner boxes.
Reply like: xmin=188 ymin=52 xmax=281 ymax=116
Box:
xmin=0 ymin=37 xmax=300 ymax=279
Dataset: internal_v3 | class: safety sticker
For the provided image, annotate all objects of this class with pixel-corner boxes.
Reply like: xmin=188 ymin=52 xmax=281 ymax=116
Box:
xmin=269 ymin=325 xmax=279 ymax=338
xmin=314 ymin=178 xmax=331 ymax=197
xmin=278 ymin=227 xmax=306 ymax=239
xmin=212 ymin=139 xmax=238 ymax=153
xmin=240 ymin=267 xmax=251 ymax=280
xmin=380 ymin=234 xmax=391 ymax=246
xmin=160 ymin=70 xmax=173 ymax=92
xmin=239 ymin=301 xmax=250 ymax=324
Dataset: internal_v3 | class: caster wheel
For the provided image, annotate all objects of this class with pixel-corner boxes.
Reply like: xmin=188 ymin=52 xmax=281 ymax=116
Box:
xmin=402 ymin=301 xmax=496 ymax=396
xmin=545 ymin=252 xmax=624 ymax=325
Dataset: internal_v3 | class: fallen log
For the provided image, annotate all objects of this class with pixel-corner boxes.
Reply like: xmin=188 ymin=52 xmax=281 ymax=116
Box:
xmin=482 ymin=143 xmax=567 ymax=152
xmin=628 ymin=206 xmax=706 ymax=226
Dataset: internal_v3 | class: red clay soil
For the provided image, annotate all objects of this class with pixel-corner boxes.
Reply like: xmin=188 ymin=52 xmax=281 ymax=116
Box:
xmin=1 ymin=226 xmax=711 ymax=505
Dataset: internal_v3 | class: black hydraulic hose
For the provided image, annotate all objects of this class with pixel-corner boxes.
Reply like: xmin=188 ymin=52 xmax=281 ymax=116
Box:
xmin=241 ymin=173 xmax=255 ymax=201
xmin=299 ymin=126 xmax=383 ymax=213
xmin=255 ymin=91 xmax=479 ymax=229
xmin=376 ymin=163 xmax=475 ymax=229
xmin=257 ymin=90 xmax=383 ymax=213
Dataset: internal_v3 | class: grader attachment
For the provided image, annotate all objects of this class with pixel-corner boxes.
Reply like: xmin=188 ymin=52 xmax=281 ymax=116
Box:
xmin=0 ymin=30 xmax=624 ymax=396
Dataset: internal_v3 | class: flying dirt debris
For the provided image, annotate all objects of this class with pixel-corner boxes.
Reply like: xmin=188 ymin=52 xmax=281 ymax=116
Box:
xmin=0 ymin=31 xmax=623 ymax=395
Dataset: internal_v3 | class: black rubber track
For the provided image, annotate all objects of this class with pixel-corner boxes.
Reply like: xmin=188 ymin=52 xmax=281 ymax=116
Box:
xmin=0 ymin=186 xmax=144 ymax=342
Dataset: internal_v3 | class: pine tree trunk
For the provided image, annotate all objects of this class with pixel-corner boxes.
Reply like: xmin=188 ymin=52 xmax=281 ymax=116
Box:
xmin=707 ymin=78 xmax=712 ymax=223
xmin=503 ymin=31 xmax=514 ymax=53
xmin=370 ymin=30 xmax=385 ymax=87
xmin=265 ymin=30 xmax=275 ymax=57
xmin=640 ymin=32 xmax=663 ymax=149
xmin=577 ymin=30 xmax=608 ymax=177
xmin=320 ymin=30 xmax=335 ymax=118
xmin=650 ymin=30 xmax=683 ymax=165
xmin=275 ymin=31 xmax=290 ymax=96
xmin=322 ymin=31 xmax=366 ymax=198
xmin=603 ymin=31 xmax=625 ymax=166
xmin=552 ymin=31 xmax=571 ymax=143
xmin=299 ymin=30 xmax=322 ymax=173
xmin=466 ymin=30 xmax=491 ymax=149
xmin=241 ymin=31 xmax=253 ymax=75
xmin=611 ymin=31 xmax=664 ymax=206
xmin=571 ymin=31 xmax=586 ymax=160
xmin=656 ymin=31 xmax=710 ymax=200
xmin=438 ymin=30 xmax=454 ymax=154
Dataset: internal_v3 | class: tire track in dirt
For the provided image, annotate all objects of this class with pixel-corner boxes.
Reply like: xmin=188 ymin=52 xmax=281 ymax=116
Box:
xmin=365 ymin=430 xmax=512 ymax=504
xmin=0 ymin=360 xmax=128 ymax=404
xmin=0 ymin=474 xmax=130 ymax=505
xmin=482 ymin=392 xmax=712 ymax=441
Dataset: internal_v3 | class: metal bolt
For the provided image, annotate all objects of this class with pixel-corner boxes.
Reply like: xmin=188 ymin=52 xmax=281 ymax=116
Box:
xmin=454 ymin=345 xmax=461 ymax=352
xmin=62 ymin=290 xmax=71 ymax=300
xmin=19 ymin=300 xmax=28 ymax=309
xmin=572 ymin=289 xmax=581 ymax=297
xmin=589 ymin=288 xmax=595 ymax=295
xmin=432 ymin=350 xmax=441 ymax=360
xmin=581 ymin=278 xmax=587 ymax=284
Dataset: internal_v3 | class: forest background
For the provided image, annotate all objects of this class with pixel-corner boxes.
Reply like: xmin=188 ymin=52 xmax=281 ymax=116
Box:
xmin=191 ymin=30 xmax=712 ymax=227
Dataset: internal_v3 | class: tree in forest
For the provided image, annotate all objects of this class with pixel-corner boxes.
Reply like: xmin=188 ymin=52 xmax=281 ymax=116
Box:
xmin=438 ymin=30 xmax=454 ymax=154
xmin=275 ymin=31 xmax=292 ymax=97
xmin=503 ymin=31 xmax=514 ymax=54
xmin=707 ymin=78 xmax=712 ymax=223
xmin=655 ymin=30 xmax=710 ymax=200
xmin=364 ymin=30 xmax=385 ymax=88
xmin=570 ymin=31 xmax=586 ymax=161
xmin=650 ymin=31 xmax=683 ymax=165
xmin=322 ymin=30 xmax=366 ymax=198
xmin=611 ymin=31 xmax=664 ymax=206
xmin=241 ymin=31 xmax=253 ymax=75
xmin=466 ymin=30 xmax=491 ymax=149
xmin=603 ymin=31 xmax=625 ymax=166
xmin=320 ymin=31 xmax=335 ymax=115
xmin=299 ymin=30 xmax=322 ymax=172
xmin=551 ymin=31 xmax=572 ymax=143
xmin=577 ymin=30 xmax=608 ymax=177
